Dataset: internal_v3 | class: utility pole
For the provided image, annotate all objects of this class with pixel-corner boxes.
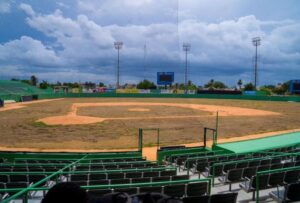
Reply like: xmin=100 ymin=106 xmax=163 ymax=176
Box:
xmin=183 ymin=43 xmax=191 ymax=93
xmin=252 ymin=37 xmax=261 ymax=89
xmin=143 ymin=43 xmax=147 ymax=81
xmin=114 ymin=41 xmax=123 ymax=88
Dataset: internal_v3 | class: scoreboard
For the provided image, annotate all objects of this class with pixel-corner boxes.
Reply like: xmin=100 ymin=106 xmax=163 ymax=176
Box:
xmin=290 ymin=80 xmax=300 ymax=94
xmin=157 ymin=72 xmax=174 ymax=85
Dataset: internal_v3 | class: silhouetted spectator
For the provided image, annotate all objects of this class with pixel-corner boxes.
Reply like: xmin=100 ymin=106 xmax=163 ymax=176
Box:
xmin=42 ymin=182 xmax=88 ymax=203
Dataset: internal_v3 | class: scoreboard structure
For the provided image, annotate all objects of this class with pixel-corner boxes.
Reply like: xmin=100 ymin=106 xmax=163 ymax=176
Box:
xmin=157 ymin=72 xmax=174 ymax=86
xmin=290 ymin=80 xmax=300 ymax=94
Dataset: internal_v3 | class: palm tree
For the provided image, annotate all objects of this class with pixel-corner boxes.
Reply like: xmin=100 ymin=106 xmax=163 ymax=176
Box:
xmin=237 ymin=79 xmax=243 ymax=90
xmin=30 ymin=75 xmax=38 ymax=86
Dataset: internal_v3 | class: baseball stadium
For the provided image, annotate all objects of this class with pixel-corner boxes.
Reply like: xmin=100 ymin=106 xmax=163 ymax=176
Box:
xmin=0 ymin=79 xmax=300 ymax=203
xmin=1 ymin=1 xmax=300 ymax=203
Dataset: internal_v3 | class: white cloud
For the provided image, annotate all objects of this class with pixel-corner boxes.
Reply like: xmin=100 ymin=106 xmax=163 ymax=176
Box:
xmin=56 ymin=2 xmax=70 ymax=9
xmin=0 ymin=0 xmax=11 ymax=14
xmin=19 ymin=3 xmax=35 ymax=16
xmin=0 ymin=36 xmax=60 ymax=67
xmin=0 ymin=2 xmax=299 ymax=85
xmin=77 ymin=0 xmax=177 ymax=25
xmin=123 ymin=0 xmax=152 ymax=7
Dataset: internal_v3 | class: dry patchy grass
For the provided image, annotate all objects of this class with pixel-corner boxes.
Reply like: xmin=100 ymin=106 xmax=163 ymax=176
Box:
xmin=0 ymin=98 xmax=299 ymax=150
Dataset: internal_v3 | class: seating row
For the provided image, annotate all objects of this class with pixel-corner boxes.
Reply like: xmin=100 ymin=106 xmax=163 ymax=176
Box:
xmin=69 ymin=175 xmax=189 ymax=186
xmin=13 ymin=157 xmax=145 ymax=164
xmin=0 ymin=174 xmax=47 ymax=183
xmin=69 ymin=170 xmax=177 ymax=181
xmin=74 ymin=163 xmax=158 ymax=171
xmin=184 ymin=153 xmax=257 ymax=170
xmin=269 ymin=183 xmax=300 ymax=202
xmin=219 ymin=163 xmax=300 ymax=191
xmin=87 ymin=181 xmax=209 ymax=198
xmin=240 ymin=169 xmax=300 ymax=200
xmin=166 ymin=151 xmax=216 ymax=165
xmin=197 ymin=156 xmax=295 ymax=176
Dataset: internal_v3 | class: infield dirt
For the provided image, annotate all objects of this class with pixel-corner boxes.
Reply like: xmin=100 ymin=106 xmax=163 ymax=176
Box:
xmin=0 ymin=98 xmax=299 ymax=151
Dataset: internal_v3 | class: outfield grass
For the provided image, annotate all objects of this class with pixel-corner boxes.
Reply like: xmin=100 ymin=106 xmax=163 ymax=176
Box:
xmin=0 ymin=98 xmax=299 ymax=150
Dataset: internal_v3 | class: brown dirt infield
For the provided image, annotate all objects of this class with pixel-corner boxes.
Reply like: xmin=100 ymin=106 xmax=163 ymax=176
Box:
xmin=0 ymin=98 xmax=300 ymax=153
xmin=128 ymin=108 xmax=150 ymax=112
xmin=0 ymin=99 xmax=63 ymax=112
xmin=37 ymin=102 xmax=279 ymax=125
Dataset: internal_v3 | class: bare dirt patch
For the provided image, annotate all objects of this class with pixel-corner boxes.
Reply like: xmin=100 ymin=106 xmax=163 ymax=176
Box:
xmin=39 ymin=115 xmax=105 ymax=125
xmin=128 ymin=108 xmax=150 ymax=112
xmin=0 ymin=99 xmax=63 ymax=112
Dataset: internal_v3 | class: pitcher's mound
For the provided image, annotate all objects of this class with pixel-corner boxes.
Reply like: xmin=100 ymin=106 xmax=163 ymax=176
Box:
xmin=38 ymin=115 xmax=105 ymax=125
xmin=128 ymin=108 xmax=150 ymax=112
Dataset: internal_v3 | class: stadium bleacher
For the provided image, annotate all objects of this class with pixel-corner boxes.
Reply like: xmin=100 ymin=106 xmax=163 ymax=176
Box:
xmin=0 ymin=144 xmax=299 ymax=203
xmin=0 ymin=80 xmax=52 ymax=101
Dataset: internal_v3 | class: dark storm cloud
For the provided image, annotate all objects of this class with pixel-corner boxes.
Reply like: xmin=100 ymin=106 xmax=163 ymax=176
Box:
xmin=0 ymin=0 xmax=299 ymax=86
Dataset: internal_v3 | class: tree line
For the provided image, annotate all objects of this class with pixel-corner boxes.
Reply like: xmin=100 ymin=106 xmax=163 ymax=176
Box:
xmin=10 ymin=76 xmax=291 ymax=95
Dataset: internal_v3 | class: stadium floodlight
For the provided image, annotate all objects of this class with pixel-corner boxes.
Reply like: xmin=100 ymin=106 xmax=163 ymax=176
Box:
xmin=252 ymin=37 xmax=261 ymax=89
xmin=183 ymin=43 xmax=191 ymax=93
xmin=114 ymin=41 xmax=123 ymax=88
xmin=143 ymin=43 xmax=147 ymax=81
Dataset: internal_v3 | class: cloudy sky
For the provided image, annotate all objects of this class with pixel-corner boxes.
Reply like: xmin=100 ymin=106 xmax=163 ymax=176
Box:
xmin=0 ymin=0 xmax=299 ymax=87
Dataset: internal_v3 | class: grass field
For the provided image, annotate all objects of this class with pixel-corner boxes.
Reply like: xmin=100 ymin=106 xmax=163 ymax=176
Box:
xmin=0 ymin=98 xmax=299 ymax=150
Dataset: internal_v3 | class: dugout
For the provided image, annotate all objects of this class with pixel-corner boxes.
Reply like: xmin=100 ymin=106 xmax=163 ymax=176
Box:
xmin=32 ymin=94 xmax=39 ymax=100
xmin=0 ymin=99 xmax=4 ymax=108
xmin=21 ymin=95 xmax=33 ymax=102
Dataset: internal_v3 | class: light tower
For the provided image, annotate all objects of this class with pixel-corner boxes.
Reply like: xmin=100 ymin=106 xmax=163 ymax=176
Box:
xmin=114 ymin=41 xmax=123 ymax=88
xmin=182 ymin=43 xmax=191 ymax=93
xmin=143 ymin=43 xmax=147 ymax=81
xmin=252 ymin=37 xmax=261 ymax=89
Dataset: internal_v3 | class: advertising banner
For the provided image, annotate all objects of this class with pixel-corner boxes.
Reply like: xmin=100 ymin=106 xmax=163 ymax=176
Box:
xmin=139 ymin=89 xmax=151 ymax=94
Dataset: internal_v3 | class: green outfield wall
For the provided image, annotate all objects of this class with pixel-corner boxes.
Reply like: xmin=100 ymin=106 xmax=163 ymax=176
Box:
xmin=38 ymin=92 xmax=300 ymax=102
xmin=1 ymin=92 xmax=300 ymax=102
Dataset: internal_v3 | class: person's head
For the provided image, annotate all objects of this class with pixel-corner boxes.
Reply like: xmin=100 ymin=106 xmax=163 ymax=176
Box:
xmin=42 ymin=182 xmax=88 ymax=203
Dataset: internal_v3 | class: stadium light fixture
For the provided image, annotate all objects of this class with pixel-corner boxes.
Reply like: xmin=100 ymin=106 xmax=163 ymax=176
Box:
xmin=252 ymin=37 xmax=261 ymax=89
xmin=114 ymin=41 xmax=123 ymax=88
xmin=183 ymin=43 xmax=191 ymax=93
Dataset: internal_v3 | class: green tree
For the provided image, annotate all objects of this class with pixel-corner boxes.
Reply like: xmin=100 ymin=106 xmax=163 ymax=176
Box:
xmin=281 ymin=81 xmax=290 ymax=93
xmin=99 ymin=82 xmax=105 ymax=87
xmin=30 ymin=75 xmax=38 ymax=86
xmin=204 ymin=79 xmax=214 ymax=89
xmin=259 ymin=86 xmax=272 ymax=95
xmin=237 ymin=79 xmax=243 ymax=90
xmin=213 ymin=81 xmax=227 ymax=89
xmin=273 ymin=86 xmax=286 ymax=95
xmin=21 ymin=80 xmax=31 ymax=85
xmin=39 ymin=80 xmax=49 ymax=89
xmin=244 ymin=83 xmax=255 ymax=91
xmin=204 ymin=79 xmax=227 ymax=89
xmin=175 ymin=83 xmax=179 ymax=89
xmin=272 ymin=81 xmax=290 ymax=95
xmin=137 ymin=80 xmax=157 ymax=89
xmin=11 ymin=78 xmax=19 ymax=81
xmin=187 ymin=80 xmax=197 ymax=90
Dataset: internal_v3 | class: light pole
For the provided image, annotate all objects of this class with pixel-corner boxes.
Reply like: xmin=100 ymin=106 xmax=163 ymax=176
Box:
xmin=183 ymin=43 xmax=191 ymax=93
xmin=252 ymin=37 xmax=261 ymax=90
xmin=114 ymin=41 xmax=123 ymax=88
xmin=143 ymin=43 xmax=147 ymax=81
